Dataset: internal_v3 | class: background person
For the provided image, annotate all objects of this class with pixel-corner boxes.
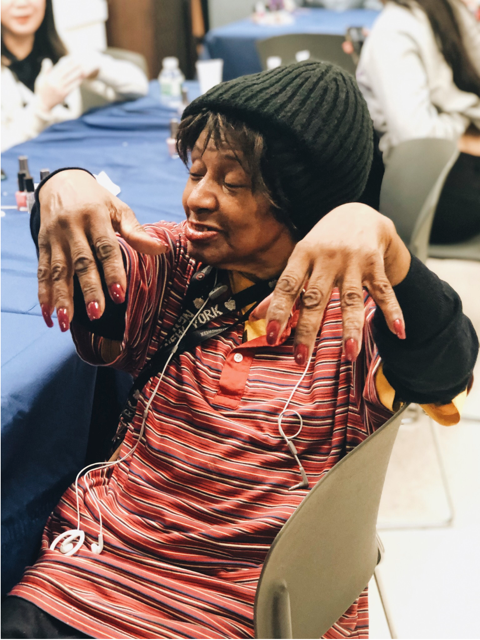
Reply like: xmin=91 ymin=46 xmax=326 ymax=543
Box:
xmin=1 ymin=0 xmax=149 ymax=151
xmin=356 ymin=0 xmax=480 ymax=244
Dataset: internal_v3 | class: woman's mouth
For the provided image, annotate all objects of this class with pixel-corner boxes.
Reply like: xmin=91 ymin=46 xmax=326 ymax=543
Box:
xmin=14 ymin=15 xmax=33 ymax=24
xmin=185 ymin=221 xmax=221 ymax=243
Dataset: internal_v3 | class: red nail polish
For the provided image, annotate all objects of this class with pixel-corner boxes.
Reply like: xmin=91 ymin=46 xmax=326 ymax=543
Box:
xmin=41 ymin=304 xmax=54 ymax=328
xmin=109 ymin=283 xmax=125 ymax=304
xmin=87 ymin=301 xmax=101 ymax=321
xmin=344 ymin=338 xmax=358 ymax=362
xmin=266 ymin=320 xmax=281 ymax=345
xmin=57 ymin=307 xmax=70 ymax=332
xmin=294 ymin=344 xmax=308 ymax=366
xmin=393 ymin=318 xmax=406 ymax=340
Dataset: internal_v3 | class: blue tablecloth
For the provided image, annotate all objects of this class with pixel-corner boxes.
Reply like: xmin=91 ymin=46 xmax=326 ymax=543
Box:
xmin=1 ymin=81 xmax=199 ymax=594
xmin=204 ymin=8 xmax=379 ymax=80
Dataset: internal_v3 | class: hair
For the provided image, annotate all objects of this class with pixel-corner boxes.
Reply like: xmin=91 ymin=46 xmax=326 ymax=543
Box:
xmin=1 ymin=0 xmax=67 ymax=65
xmin=177 ymin=109 xmax=307 ymax=238
xmin=388 ymin=0 xmax=480 ymax=97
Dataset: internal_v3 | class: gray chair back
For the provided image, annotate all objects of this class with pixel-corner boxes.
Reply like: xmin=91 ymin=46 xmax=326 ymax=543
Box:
xmin=379 ymin=138 xmax=459 ymax=263
xmin=80 ymin=48 xmax=149 ymax=112
xmin=254 ymin=405 xmax=408 ymax=639
xmin=429 ymin=234 xmax=480 ymax=261
xmin=256 ymin=33 xmax=356 ymax=74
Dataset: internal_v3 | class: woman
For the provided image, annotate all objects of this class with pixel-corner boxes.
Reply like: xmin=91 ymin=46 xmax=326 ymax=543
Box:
xmin=1 ymin=0 xmax=148 ymax=151
xmin=2 ymin=62 xmax=477 ymax=638
xmin=356 ymin=0 xmax=480 ymax=244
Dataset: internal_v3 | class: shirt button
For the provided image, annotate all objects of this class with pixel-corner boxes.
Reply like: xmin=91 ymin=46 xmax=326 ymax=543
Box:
xmin=233 ymin=353 xmax=243 ymax=363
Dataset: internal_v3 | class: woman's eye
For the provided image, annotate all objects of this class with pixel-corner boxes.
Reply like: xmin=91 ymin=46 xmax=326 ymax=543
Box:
xmin=189 ymin=172 xmax=203 ymax=181
xmin=224 ymin=180 xmax=246 ymax=189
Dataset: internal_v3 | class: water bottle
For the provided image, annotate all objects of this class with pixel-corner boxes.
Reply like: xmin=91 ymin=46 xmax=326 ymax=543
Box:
xmin=158 ymin=57 xmax=185 ymax=108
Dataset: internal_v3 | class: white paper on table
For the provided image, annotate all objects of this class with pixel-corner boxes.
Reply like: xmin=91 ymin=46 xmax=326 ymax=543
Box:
xmin=94 ymin=171 xmax=121 ymax=196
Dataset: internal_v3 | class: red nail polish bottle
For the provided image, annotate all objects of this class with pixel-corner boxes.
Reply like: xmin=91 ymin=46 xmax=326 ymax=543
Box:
xmin=15 ymin=172 xmax=27 ymax=211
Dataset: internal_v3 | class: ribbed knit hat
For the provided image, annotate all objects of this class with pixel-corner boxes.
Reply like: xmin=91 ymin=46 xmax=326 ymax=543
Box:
xmin=182 ymin=61 xmax=374 ymax=238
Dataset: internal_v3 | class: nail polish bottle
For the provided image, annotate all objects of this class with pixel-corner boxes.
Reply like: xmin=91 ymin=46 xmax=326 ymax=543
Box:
xmin=40 ymin=168 xmax=50 ymax=181
xmin=18 ymin=155 xmax=30 ymax=176
xmin=167 ymin=119 xmax=179 ymax=158
xmin=15 ymin=171 xmax=28 ymax=211
xmin=25 ymin=176 xmax=35 ymax=213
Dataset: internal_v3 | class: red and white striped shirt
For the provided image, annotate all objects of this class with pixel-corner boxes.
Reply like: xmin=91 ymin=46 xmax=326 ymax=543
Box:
xmin=11 ymin=222 xmax=392 ymax=639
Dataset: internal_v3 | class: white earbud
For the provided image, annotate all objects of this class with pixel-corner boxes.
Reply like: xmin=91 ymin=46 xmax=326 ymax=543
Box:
xmin=91 ymin=534 xmax=103 ymax=555
xmin=50 ymin=529 xmax=85 ymax=557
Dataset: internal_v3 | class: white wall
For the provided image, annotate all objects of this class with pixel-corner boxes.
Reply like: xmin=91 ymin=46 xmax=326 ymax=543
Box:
xmin=208 ymin=0 xmax=253 ymax=29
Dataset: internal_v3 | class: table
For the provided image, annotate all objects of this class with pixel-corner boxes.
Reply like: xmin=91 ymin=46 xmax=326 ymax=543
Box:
xmin=1 ymin=81 xmax=199 ymax=595
xmin=204 ymin=8 xmax=379 ymax=80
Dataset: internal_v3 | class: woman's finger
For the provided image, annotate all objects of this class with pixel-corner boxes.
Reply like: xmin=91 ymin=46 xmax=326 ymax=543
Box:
xmin=49 ymin=238 xmax=74 ymax=332
xmin=250 ymin=293 xmax=273 ymax=320
xmin=265 ymin=245 xmax=312 ymax=345
xmin=114 ymin=202 xmax=170 ymax=255
xmin=292 ymin=266 xmax=335 ymax=365
xmin=37 ymin=232 xmax=54 ymax=328
xmin=68 ymin=233 xmax=108 ymax=320
xmin=364 ymin=260 xmax=406 ymax=339
xmin=87 ymin=217 xmax=128 ymax=305
xmin=338 ymin=266 xmax=367 ymax=362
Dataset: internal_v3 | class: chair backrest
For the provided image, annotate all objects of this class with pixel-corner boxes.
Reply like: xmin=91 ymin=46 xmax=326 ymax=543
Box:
xmin=106 ymin=47 xmax=149 ymax=76
xmin=80 ymin=48 xmax=150 ymax=113
xmin=256 ymin=33 xmax=356 ymax=75
xmin=379 ymin=138 xmax=459 ymax=263
xmin=254 ymin=405 xmax=408 ymax=639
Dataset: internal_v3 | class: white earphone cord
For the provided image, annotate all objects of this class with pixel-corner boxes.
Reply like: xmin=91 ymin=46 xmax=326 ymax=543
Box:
xmin=51 ymin=292 xmax=215 ymax=557
xmin=51 ymin=282 xmax=311 ymax=556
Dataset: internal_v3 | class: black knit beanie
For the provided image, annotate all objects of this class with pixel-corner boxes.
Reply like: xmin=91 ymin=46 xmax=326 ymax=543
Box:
xmin=182 ymin=61 xmax=374 ymax=238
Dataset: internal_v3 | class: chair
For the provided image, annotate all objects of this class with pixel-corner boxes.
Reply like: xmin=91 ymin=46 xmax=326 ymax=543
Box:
xmin=254 ymin=405 xmax=409 ymax=639
xmin=428 ymin=234 xmax=480 ymax=261
xmin=379 ymin=138 xmax=459 ymax=264
xmin=80 ymin=48 xmax=149 ymax=112
xmin=105 ymin=47 xmax=149 ymax=76
xmin=256 ymin=33 xmax=357 ymax=75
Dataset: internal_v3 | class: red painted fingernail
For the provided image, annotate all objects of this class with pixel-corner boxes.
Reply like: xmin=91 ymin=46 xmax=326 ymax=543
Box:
xmin=41 ymin=304 xmax=54 ymax=328
xmin=393 ymin=318 xmax=406 ymax=340
xmin=344 ymin=338 xmax=358 ymax=362
xmin=86 ymin=301 xmax=101 ymax=321
xmin=266 ymin=320 xmax=281 ymax=345
xmin=57 ymin=307 xmax=70 ymax=332
xmin=109 ymin=283 xmax=125 ymax=304
xmin=294 ymin=344 xmax=308 ymax=366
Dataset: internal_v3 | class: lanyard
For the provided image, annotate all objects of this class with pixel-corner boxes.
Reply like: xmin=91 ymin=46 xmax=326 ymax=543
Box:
xmin=111 ymin=267 xmax=276 ymax=452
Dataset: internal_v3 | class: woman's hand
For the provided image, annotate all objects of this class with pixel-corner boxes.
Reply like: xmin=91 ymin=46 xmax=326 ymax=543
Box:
xmin=253 ymin=204 xmax=411 ymax=364
xmin=37 ymin=170 xmax=168 ymax=330
xmin=35 ymin=57 xmax=85 ymax=112
xmin=458 ymin=125 xmax=480 ymax=156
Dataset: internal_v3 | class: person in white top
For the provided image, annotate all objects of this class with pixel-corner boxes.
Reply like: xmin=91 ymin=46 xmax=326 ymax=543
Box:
xmin=1 ymin=0 xmax=149 ymax=151
xmin=356 ymin=0 xmax=480 ymax=244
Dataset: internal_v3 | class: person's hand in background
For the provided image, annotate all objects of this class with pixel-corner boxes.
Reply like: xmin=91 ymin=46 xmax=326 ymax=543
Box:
xmin=458 ymin=124 xmax=480 ymax=156
xmin=71 ymin=51 xmax=103 ymax=80
xmin=35 ymin=56 xmax=85 ymax=112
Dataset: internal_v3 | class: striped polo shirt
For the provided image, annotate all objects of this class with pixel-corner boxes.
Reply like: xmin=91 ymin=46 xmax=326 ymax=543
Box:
xmin=11 ymin=222 xmax=393 ymax=638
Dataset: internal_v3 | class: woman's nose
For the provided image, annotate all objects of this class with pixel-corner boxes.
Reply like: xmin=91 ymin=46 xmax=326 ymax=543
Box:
xmin=187 ymin=177 xmax=217 ymax=214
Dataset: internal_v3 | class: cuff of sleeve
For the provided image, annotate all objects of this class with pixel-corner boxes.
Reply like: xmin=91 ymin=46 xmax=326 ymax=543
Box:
xmin=30 ymin=167 xmax=95 ymax=252
xmin=375 ymin=362 xmax=469 ymax=426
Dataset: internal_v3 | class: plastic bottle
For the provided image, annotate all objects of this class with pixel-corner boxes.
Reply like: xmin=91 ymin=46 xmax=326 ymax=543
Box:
xmin=158 ymin=57 xmax=185 ymax=108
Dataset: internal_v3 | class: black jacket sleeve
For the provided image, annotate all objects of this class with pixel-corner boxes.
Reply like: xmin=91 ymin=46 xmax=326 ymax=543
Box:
xmin=30 ymin=167 xmax=127 ymax=340
xmin=373 ymin=254 xmax=478 ymax=405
